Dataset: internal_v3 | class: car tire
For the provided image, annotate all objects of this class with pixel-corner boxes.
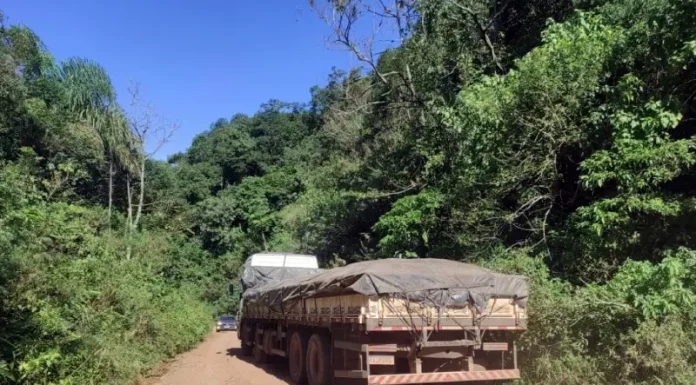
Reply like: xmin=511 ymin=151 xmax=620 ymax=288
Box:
xmin=306 ymin=333 xmax=331 ymax=385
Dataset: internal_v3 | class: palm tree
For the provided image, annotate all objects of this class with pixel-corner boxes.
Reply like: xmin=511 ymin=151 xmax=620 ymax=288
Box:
xmin=59 ymin=58 xmax=133 ymax=227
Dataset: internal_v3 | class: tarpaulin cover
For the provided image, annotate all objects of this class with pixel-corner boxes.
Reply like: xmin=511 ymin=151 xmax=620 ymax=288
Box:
xmin=242 ymin=258 xmax=528 ymax=313
xmin=240 ymin=258 xmax=324 ymax=293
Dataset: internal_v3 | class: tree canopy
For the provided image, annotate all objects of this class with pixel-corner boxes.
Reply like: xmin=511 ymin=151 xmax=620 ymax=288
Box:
xmin=2 ymin=0 xmax=696 ymax=383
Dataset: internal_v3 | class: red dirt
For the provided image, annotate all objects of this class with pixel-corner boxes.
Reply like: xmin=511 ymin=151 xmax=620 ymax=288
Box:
xmin=144 ymin=331 xmax=291 ymax=385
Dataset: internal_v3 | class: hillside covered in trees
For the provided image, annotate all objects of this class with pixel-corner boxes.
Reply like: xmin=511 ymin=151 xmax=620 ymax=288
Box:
xmin=1 ymin=0 xmax=696 ymax=384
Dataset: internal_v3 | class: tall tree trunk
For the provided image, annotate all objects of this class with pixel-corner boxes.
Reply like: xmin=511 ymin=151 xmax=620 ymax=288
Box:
xmin=108 ymin=151 xmax=114 ymax=230
xmin=134 ymin=158 xmax=145 ymax=230
xmin=126 ymin=175 xmax=133 ymax=260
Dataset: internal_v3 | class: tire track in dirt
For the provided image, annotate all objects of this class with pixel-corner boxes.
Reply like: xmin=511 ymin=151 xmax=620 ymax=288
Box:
xmin=145 ymin=331 xmax=290 ymax=385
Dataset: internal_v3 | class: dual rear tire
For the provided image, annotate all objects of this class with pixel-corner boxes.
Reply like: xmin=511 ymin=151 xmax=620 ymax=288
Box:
xmin=288 ymin=332 xmax=308 ymax=384
xmin=254 ymin=331 xmax=277 ymax=363
xmin=253 ymin=328 xmax=268 ymax=363
xmin=241 ymin=323 xmax=254 ymax=356
xmin=288 ymin=331 xmax=331 ymax=385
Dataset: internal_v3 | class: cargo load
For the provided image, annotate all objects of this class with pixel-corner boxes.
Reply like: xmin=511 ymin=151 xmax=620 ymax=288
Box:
xmin=238 ymin=254 xmax=529 ymax=385
xmin=243 ymin=258 xmax=527 ymax=313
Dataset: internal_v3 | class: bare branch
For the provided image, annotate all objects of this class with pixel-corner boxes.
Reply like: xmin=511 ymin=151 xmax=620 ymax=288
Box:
xmin=450 ymin=0 xmax=505 ymax=72
xmin=124 ymin=81 xmax=179 ymax=239
xmin=310 ymin=0 xmax=413 ymax=87
xmin=127 ymin=82 xmax=179 ymax=159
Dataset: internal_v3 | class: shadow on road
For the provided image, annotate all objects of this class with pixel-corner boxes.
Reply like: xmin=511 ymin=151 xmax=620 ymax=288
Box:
xmin=226 ymin=347 xmax=293 ymax=385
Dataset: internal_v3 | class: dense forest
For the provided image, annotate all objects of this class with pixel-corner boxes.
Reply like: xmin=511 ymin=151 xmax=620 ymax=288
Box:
xmin=1 ymin=0 xmax=695 ymax=383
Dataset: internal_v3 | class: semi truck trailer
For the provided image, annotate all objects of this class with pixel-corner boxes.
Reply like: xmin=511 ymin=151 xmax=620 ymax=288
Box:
xmin=237 ymin=252 xmax=528 ymax=385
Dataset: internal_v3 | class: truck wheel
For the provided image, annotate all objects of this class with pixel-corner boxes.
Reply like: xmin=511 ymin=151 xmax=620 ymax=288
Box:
xmin=241 ymin=325 xmax=254 ymax=356
xmin=306 ymin=333 xmax=331 ymax=385
xmin=264 ymin=331 xmax=275 ymax=362
xmin=254 ymin=331 xmax=268 ymax=363
xmin=288 ymin=331 xmax=308 ymax=384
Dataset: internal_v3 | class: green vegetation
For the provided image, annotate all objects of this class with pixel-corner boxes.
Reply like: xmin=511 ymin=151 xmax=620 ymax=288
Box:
xmin=1 ymin=0 xmax=696 ymax=383
xmin=0 ymin=16 xmax=225 ymax=384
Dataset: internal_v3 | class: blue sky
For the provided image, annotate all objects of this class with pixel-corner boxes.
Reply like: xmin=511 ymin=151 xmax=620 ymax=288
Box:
xmin=3 ymin=0 xmax=365 ymax=159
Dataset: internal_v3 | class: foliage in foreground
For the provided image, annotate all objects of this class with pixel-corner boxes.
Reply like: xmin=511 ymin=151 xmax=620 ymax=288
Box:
xmin=0 ymin=17 xmax=225 ymax=385
xmin=485 ymin=247 xmax=696 ymax=385
xmin=0 ymin=161 xmax=219 ymax=384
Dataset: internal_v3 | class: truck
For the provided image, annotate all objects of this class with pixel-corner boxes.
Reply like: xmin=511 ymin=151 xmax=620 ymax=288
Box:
xmin=237 ymin=252 xmax=528 ymax=385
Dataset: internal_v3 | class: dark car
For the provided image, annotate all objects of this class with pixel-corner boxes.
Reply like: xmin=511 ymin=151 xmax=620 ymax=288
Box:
xmin=216 ymin=315 xmax=237 ymax=332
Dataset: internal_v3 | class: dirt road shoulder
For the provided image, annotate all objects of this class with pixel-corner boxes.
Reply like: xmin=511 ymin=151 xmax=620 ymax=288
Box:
xmin=143 ymin=331 xmax=291 ymax=385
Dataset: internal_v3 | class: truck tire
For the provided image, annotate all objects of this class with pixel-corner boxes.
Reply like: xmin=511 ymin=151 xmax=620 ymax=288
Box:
xmin=241 ymin=324 xmax=254 ymax=356
xmin=288 ymin=331 xmax=308 ymax=384
xmin=264 ymin=331 xmax=275 ymax=362
xmin=306 ymin=333 xmax=332 ymax=385
xmin=254 ymin=331 xmax=268 ymax=363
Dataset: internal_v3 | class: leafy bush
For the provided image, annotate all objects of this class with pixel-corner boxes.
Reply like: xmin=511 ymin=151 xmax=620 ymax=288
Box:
xmin=485 ymin=247 xmax=696 ymax=385
xmin=0 ymin=193 xmax=215 ymax=385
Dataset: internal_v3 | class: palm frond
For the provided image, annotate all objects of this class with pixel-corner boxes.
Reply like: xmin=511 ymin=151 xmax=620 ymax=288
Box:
xmin=60 ymin=57 xmax=117 ymax=126
xmin=58 ymin=57 xmax=138 ymax=171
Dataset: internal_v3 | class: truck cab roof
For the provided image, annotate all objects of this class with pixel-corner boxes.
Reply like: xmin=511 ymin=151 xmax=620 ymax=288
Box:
xmin=240 ymin=252 xmax=322 ymax=293
xmin=248 ymin=252 xmax=319 ymax=269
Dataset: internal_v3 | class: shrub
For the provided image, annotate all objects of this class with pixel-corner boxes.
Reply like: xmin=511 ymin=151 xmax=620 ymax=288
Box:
xmin=0 ymin=201 xmax=215 ymax=385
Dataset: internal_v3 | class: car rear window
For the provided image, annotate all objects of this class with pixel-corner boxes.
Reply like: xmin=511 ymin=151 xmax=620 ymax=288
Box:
xmin=219 ymin=316 xmax=236 ymax=322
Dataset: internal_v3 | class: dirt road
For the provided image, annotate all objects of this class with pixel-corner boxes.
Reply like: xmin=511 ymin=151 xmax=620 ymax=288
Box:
xmin=146 ymin=331 xmax=290 ymax=385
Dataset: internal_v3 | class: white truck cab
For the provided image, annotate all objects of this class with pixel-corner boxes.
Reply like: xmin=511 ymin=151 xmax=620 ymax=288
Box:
xmin=236 ymin=252 xmax=320 ymax=339
xmin=247 ymin=252 xmax=319 ymax=269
